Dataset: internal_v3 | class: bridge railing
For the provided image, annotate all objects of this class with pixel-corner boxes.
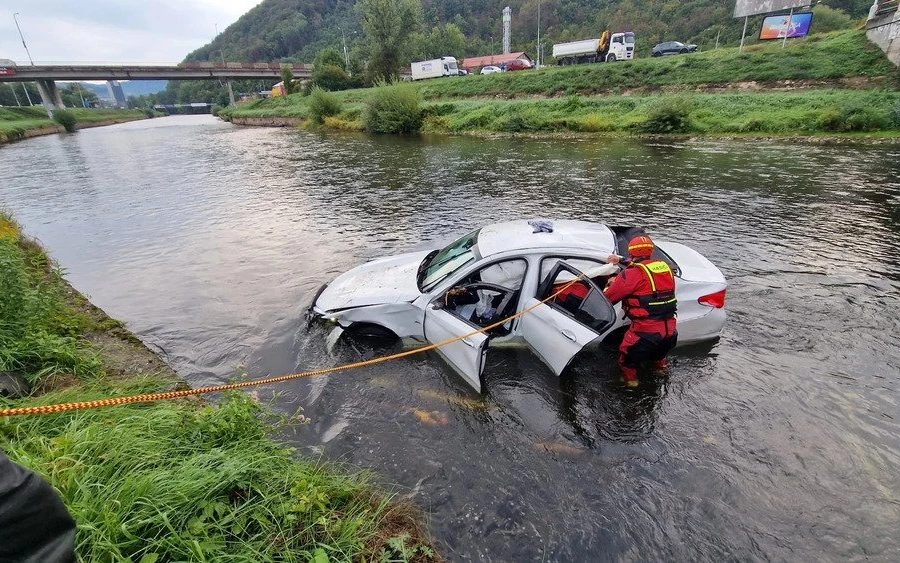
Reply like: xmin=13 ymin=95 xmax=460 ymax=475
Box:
xmin=175 ymin=62 xmax=312 ymax=71
xmin=870 ymin=0 xmax=899 ymax=18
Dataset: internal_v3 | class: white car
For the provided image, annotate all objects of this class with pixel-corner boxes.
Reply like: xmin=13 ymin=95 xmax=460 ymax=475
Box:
xmin=309 ymin=220 xmax=726 ymax=392
xmin=480 ymin=65 xmax=503 ymax=74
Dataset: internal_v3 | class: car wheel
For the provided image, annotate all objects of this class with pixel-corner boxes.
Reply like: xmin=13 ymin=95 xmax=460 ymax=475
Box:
xmin=342 ymin=323 xmax=399 ymax=348
xmin=652 ymin=51 xmax=661 ymax=57
xmin=606 ymin=53 xmax=616 ymax=62
xmin=680 ymin=49 xmax=689 ymax=54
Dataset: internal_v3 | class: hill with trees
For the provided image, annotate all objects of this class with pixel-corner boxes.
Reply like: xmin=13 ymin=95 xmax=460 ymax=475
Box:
xmin=151 ymin=0 xmax=871 ymax=105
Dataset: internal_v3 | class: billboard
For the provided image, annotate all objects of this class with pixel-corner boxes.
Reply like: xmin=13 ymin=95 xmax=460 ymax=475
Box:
xmin=759 ymin=12 xmax=814 ymax=40
xmin=733 ymin=0 xmax=808 ymax=18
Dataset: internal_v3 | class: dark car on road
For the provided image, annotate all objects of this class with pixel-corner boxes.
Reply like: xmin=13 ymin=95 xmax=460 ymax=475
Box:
xmin=651 ymin=41 xmax=698 ymax=56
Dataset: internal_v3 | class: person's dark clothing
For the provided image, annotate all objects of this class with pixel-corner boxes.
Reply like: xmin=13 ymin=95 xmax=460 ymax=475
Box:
xmin=0 ymin=449 xmax=76 ymax=563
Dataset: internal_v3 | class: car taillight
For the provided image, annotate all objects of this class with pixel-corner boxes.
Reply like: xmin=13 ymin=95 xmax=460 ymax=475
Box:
xmin=698 ymin=289 xmax=726 ymax=308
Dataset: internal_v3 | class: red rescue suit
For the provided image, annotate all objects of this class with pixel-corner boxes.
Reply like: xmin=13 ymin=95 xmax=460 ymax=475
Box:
xmin=604 ymin=259 xmax=678 ymax=383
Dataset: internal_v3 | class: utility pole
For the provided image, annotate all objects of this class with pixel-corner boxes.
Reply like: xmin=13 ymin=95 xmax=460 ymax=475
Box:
xmin=341 ymin=28 xmax=350 ymax=69
xmin=213 ymin=24 xmax=235 ymax=106
xmin=537 ymin=0 xmax=541 ymax=67
xmin=13 ymin=13 xmax=34 ymax=65
xmin=781 ymin=8 xmax=793 ymax=49
xmin=13 ymin=13 xmax=38 ymax=109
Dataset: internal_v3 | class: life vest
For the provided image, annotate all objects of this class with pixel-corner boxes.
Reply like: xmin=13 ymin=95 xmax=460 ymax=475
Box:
xmin=623 ymin=260 xmax=677 ymax=320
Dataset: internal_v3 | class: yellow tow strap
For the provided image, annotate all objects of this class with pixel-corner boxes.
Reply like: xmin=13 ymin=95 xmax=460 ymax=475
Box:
xmin=0 ymin=275 xmax=586 ymax=417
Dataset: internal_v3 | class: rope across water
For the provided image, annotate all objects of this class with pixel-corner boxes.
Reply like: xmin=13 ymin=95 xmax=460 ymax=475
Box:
xmin=0 ymin=275 xmax=588 ymax=417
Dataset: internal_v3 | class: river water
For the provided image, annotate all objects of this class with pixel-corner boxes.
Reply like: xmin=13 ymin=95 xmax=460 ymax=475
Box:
xmin=1 ymin=116 xmax=898 ymax=561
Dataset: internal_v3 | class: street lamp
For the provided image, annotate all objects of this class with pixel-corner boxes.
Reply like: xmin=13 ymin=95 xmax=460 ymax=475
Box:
xmin=13 ymin=13 xmax=36 ymax=106
xmin=13 ymin=13 xmax=35 ymax=65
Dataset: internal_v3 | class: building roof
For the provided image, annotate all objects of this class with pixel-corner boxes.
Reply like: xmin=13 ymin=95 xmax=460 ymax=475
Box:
xmin=476 ymin=220 xmax=614 ymax=258
xmin=461 ymin=52 xmax=532 ymax=69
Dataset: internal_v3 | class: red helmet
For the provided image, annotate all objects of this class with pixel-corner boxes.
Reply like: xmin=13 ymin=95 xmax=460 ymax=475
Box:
xmin=627 ymin=235 xmax=655 ymax=258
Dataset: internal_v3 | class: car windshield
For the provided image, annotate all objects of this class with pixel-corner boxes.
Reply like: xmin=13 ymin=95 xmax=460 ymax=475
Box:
xmin=418 ymin=229 xmax=480 ymax=292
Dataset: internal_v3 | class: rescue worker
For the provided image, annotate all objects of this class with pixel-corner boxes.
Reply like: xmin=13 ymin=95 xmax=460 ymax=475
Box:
xmin=604 ymin=234 xmax=677 ymax=388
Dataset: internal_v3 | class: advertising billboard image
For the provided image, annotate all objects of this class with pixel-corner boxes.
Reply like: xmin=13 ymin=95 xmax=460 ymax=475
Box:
xmin=759 ymin=12 xmax=814 ymax=40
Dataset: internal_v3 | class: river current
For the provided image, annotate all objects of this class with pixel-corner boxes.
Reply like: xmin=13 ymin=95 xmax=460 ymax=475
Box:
xmin=1 ymin=116 xmax=898 ymax=561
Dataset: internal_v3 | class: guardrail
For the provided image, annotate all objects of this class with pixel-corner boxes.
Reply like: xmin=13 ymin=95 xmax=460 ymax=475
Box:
xmin=871 ymin=0 xmax=899 ymax=17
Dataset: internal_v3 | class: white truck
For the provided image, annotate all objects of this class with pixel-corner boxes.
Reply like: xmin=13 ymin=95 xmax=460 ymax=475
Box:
xmin=411 ymin=56 xmax=459 ymax=80
xmin=552 ymin=32 xmax=635 ymax=65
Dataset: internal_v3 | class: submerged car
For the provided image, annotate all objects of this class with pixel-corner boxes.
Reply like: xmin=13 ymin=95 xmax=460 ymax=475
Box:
xmin=651 ymin=41 xmax=698 ymax=56
xmin=309 ymin=220 xmax=726 ymax=392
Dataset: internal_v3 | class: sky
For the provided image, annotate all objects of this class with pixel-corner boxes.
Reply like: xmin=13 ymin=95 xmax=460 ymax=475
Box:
xmin=0 ymin=0 xmax=262 ymax=64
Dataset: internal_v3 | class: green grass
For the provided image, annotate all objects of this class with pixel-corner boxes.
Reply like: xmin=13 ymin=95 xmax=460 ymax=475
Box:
xmin=223 ymin=30 xmax=900 ymax=137
xmin=0 ymin=211 xmax=436 ymax=561
xmin=0 ymin=107 xmax=150 ymax=142
xmin=415 ymin=30 xmax=899 ymax=99
xmin=2 ymin=386 xmax=433 ymax=562
xmin=429 ymin=90 xmax=900 ymax=135
xmin=0 ymin=213 xmax=102 ymax=384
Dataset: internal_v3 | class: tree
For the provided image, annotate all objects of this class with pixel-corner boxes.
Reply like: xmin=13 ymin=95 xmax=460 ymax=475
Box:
xmin=427 ymin=23 xmax=466 ymax=60
xmin=60 ymin=84 xmax=99 ymax=108
xmin=280 ymin=66 xmax=298 ymax=95
xmin=311 ymin=48 xmax=353 ymax=91
xmin=360 ymin=0 xmax=423 ymax=82
xmin=315 ymin=47 xmax=346 ymax=70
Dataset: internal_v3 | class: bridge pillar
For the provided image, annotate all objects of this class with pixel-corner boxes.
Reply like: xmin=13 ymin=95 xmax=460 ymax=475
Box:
xmin=867 ymin=0 xmax=900 ymax=66
xmin=226 ymin=80 xmax=235 ymax=105
xmin=35 ymin=80 xmax=64 ymax=117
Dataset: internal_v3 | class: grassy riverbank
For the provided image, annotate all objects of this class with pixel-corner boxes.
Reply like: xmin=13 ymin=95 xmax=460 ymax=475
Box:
xmin=0 ymin=107 xmax=153 ymax=144
xmin=0 ymin=212 xmax=436 ymax=562
xmin=223 ymin=30 xmax=900 ymax=137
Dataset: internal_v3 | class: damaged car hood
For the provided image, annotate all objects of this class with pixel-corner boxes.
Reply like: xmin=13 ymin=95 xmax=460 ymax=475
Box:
xmin=314 ymin=250 xmax=430 ymax=312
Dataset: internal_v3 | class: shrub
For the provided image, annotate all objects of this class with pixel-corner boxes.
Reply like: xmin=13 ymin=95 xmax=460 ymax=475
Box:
xmin=579 ymin=113 xmax=615 ymax=132
xmin=210 ymin=104 xmax=224 ymax=116
xmin=363 ymin=81 xmax=423 ymax=134
xmin=307 ymin=87 xmax=343 ymax=124
xmin=816 ymin=100 xmax=890 ymax=132
xmin=634 ymin=97 xmax=693 ymax=134
xmin=312 ymin=64 xmax=352 ymax=92
xmin=810 ymin=5 xmax=854 ymax=34
xmin=52 ymin=109 xmax=77 ymax=132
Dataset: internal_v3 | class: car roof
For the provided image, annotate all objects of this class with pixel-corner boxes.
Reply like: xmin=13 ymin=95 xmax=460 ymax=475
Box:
xmin=477 ymin=219 xmax=615 ymax=257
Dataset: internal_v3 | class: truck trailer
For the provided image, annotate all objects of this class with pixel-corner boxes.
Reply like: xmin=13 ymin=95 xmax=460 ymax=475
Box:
xmin=411 ymin=57 xmax=459 ymax=80
xmin=552 ymin=32 xmax=635 ymax=65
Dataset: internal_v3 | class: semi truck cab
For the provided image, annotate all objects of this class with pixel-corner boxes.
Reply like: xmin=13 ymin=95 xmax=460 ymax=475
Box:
xmin=608 ymin=32 xmax=635 ymax=61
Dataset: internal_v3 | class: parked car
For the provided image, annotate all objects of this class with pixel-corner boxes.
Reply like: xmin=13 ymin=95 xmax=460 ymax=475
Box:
xmin=458 ymin=69 xmax=470 ymax=76
xmin=505 ymin=58 xmax=533 ymax=71
xmin=651 ymin=41 xmax=698 ymax=56
xmin=308 ymin=219 xmax=727 ymax=393
xmin=480 ymin=65 xmax=503 ymax=74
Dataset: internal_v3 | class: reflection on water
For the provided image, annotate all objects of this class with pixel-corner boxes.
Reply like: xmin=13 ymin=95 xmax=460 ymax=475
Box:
xmin=1 ymin=116 xmax=899 ymax=560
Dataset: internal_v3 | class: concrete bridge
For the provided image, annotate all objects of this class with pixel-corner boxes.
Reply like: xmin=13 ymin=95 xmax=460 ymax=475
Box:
xmin=867 ymin=0 xmax=900 ymax=65
xmin=0 ymin=62 xmax=311 ymax=115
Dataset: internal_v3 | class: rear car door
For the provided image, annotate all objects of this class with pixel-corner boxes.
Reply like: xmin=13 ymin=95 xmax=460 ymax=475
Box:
xmin=519 ymin=261 xmax=618 ymax=375
xmin=423 ymin=306 xmax=488 ymax=392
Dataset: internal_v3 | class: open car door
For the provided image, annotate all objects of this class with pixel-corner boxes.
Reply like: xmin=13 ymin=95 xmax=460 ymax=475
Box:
xmin=423 ymin=304 xmax=489 ymax=393
xmin=519 ymin=261 xmax=618 ymax=375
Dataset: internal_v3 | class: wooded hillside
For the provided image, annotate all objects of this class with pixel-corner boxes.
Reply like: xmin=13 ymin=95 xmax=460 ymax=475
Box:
xmin=186 ymin=0 xmax=872 ymax=64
